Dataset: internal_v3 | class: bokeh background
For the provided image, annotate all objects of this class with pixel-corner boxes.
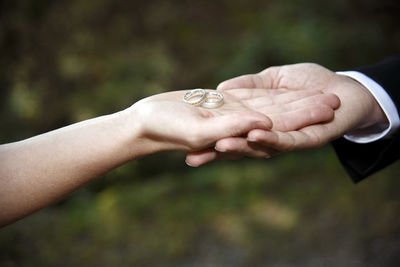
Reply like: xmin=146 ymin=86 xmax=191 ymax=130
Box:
xmin=1 ymin=0 xmax=400 ymax=266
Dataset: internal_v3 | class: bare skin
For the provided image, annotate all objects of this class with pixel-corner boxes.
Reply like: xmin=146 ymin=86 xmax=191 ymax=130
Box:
xmin=186 ymin=63 xmax=386 ymax=166
xmin=0 ymin=88 xmax=338 ymax=227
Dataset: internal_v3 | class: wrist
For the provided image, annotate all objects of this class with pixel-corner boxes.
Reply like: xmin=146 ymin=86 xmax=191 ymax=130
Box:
xmin=339 ymin=75 xmax=388 ymax=130
xmin=121 ymin=99 xmax=170 ymax=159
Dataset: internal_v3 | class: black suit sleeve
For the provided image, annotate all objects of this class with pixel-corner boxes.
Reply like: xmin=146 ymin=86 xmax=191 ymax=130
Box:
xmin=331 ymin=55 xmax=400 ymax=183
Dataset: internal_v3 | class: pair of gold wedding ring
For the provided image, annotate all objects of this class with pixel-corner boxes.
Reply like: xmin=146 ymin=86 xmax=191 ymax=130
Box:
xmin=183 ymin=88 xmax=224 ymax=109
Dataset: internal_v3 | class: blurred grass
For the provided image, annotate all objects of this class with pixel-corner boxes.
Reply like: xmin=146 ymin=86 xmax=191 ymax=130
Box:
xmin=1 ymin=0 xmax=400 ymax=266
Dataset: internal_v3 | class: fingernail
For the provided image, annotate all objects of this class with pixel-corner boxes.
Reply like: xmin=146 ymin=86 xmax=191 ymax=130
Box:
xmin=247 ymin=138 xmax=257 ymax=142
xmin=214 ymin=146 xmax=226 ymax=152
xmin=185 ymin=160 xmax=197 ymax=167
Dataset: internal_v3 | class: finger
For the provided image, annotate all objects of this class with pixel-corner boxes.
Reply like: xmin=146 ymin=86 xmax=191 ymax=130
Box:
xmin=246 ymin=129 xmax=321 ymax=151
xmin=185 ymin=149 xmax=218 ymax=167
xmin=186 ymin=134 xmax=284 ymax=166
xmin=264 ymin=93 xmax=341 ymax=114
xmin=185 ymin=149 xmax=242 ymax=167
xmin=247 ymin=93 xmax=340 ymax=132
xmin=221 ymin=88 xmax=289 ymax=100
xmin=242 ymin=90 xmax=324 ymax=108
xmin=197 ymin=111 xmax=272 ymax=143
xmin=215 ymin=137 xmax=278 ymax=158
xmin=185 ymin=140 xmax=276 ymax=167
xmin=268 ymin=104 xmax=335 ymax=131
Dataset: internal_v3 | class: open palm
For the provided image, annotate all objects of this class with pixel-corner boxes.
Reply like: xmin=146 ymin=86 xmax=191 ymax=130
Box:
xmin=186 ymin=63 xmax=378 ymax=166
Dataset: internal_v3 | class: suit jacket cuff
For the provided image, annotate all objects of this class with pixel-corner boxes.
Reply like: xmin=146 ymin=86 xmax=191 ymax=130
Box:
xmin=332 ymin=55 xmax=400 ymax=182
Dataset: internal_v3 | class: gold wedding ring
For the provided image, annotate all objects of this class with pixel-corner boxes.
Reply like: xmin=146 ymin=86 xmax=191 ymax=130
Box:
xmin=201 ymin=91 xmax=224 ymax=109
xmin=183 ymin=88 xmax=207 ymax=106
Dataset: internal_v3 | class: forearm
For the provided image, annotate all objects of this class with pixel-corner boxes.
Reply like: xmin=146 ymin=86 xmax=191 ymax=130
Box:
xmin=0 ymin=107 xmax=149 ymax=226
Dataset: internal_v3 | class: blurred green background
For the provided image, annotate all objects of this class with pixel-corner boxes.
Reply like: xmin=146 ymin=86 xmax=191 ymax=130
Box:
xmin=1 ymin=0 xmax=400 ymax=266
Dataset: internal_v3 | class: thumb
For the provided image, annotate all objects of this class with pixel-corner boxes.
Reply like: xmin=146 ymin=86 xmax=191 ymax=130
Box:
xmin=218 ymin=67 xmax=281 ymax=91
xmin=217 ymin=74 xmax=259 ymax=91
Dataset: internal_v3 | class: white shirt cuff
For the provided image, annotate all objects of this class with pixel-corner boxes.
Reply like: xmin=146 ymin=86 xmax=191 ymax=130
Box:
xmin=336 ymin=71 xmax=400 ymax=144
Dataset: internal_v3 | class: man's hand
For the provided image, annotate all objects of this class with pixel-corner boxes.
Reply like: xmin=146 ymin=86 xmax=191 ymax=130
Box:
xmin=131 ymin=88 xmax=336 ymax=152
xmin=185 ymin=63 xmax=386 ymax=166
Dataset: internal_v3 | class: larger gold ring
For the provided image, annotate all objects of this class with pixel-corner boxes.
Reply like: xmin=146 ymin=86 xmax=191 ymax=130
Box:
xmin=183 ymin=88 xmax=207 ymax=106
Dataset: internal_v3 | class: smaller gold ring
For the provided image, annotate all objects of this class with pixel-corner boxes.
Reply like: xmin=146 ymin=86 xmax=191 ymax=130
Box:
xmin=183 ymin=88 xmax=207 ymax=106
xmin=201 ymin=91 xmax=224 ymax=109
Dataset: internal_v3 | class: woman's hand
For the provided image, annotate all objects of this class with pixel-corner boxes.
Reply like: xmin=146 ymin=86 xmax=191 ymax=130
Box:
xmin=126 ymin=90 xmax=272 ymax=154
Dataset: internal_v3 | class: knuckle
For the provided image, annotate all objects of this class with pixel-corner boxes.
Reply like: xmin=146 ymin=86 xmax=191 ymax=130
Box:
xmin=285 ymin=134 xmax=296 ymax=151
